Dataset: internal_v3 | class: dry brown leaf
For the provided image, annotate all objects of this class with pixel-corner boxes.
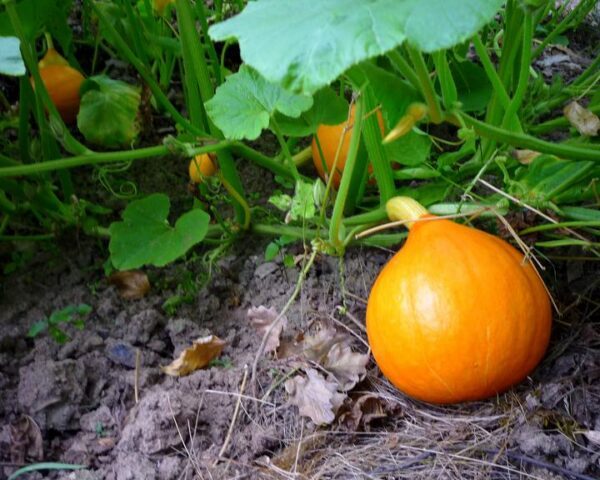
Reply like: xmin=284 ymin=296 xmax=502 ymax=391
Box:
xmin=108 ymin=270 xmax=150 ymax=299
xmin=564 ymin=101 xmax=600 ymax=136
xmin=161 ymin=335 xmax=226 ymax=376
xmin=285 ymin=368 xmax=345 ymax=425
xmin=10 ymin=415 xmax=43 ymax=464
xmin=247 ymin=306 xmax=287 ymax=355
xmin=339 ymin=394 xmax=387 ymax=430
xmin=302 ymin=325 xmax=347 ymax=363
xmin=513 ymin=149 xmax=541 ymax=165
xmin=323 ymin=342 xmax=369 ymax=391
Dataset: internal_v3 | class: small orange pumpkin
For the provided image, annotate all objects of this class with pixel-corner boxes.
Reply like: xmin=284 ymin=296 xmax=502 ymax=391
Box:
xmin=311 ymin=105 xmax=384 ymax=188
xmin=366 ymin=197 xmax=552 ymax=404
xmin=32 ymin=48 xmax=85 ymax=124
xmin=189 ymin=153 xmax=217 ymax=184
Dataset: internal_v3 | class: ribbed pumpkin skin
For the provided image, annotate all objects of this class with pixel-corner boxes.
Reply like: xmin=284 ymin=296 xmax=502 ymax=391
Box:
xmin=38 ymin=65 xmax=85 ymax=124
xmin=366 ymin=217 xmax=552 ymax=404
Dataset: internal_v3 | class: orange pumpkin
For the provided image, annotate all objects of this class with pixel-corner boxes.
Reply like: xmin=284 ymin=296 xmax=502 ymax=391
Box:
xmin=189 ymin=153 xmax=217 ymax=184
xmin=311 ymin=105 xmax=384 ymax=188
xmin=32 ymin=49 xmax=85 ymax=124
xmin=366 ymin=197 xmax=552 ymax=404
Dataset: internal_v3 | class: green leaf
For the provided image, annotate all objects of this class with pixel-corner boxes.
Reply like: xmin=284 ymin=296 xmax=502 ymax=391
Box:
xmin=109 ymin=194 xmax=210 ymax=270
xmin=27 ymin=320 xmax=48 ymax=338
xmin=451 ymin=60 xmax=492 ymax=112
xmin=0 ymin=0 xmax=73 ymax=53
xmin=205 ymin=65 xmax=313 ymax=140
xmin=385 ymin=130 xmax=432 ymax=166
xmin=395 ymin=182 xmax=452 ymax=206
xmin=265 ymin=242 xmax=280 ymax=261
xmin=77 ymin=75 xmax=141 ymax=149
xmin=209 ymin=0 xmax=503 ymax=94
xmin=49 ymin=326 xmax=69 ymax=344
xmin=268 ymin=192 xmax=292 ymax=211
xmin=275 ymin=87 xmax=348 ymax=137
xmin=349 ymin=62 xmax=420 ymax=127
xmin=510 ymin=155 xmax=595 ymax=204
xmin=289 ymin=179 xmax=316 ymax=221
xmin=560 ymin=206 xmax=600 ymax=222
xmin=0 ymin=36 xmax=25 ymax=76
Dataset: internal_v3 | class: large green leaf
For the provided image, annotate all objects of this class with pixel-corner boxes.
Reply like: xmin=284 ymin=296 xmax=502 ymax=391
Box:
xmin=209 ymin=0 xmax=504 ymax=94
xmin=109 ymin=194 xmax=210 ymax=270
xmin=451 ymin=61 xmax=492 ymax=112
xmin=77 ymin=75 xmax=141 ymax=149
xmin=0 ymin=36 xmax=25 ymax=76
xmin=275 ymin=87 xmax=349 ymax=137
xmin=385 ymin=130 xmax=432 ymax=167
xmin=205 ymin=65 xmax=313 ymax=140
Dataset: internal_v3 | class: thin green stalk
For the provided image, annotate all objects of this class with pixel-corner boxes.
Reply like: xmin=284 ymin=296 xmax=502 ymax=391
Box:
xmin=17 ymin=76 xmax=32 ymax=163
xmin=0 ymin=233 xmax=55 ymax=241
xmin=472 ymin=34 xmax=510 ymax=110
xmin=93 ymin=2 xmax=207 ymax=136
xmin=174 ymin=0 xmax=247 ymax=224
xmin=176 ymin=0 xmax=211 ymax=130
xmin=432 ymin=50 xmax=457 ymax=109
xmin=269 ymin=118 xmax=300 ymax=179
xmin=363 ymin=88 xmax=395 ymax=203
xmin=387 ymin=49 xmax=421 ymax=91
xmin=194 ymin=0 xmax=222 ymax=85
xmin=251 ymin=223 xmax=320 ymax=241
xmin=530 ymin=104 xmax=600 ymax=134
xmin=521 ymin=220 xmax=600 ymax=234
xmin=501 ymin=9 xmax=533 ymax=131
xmin=329 ymin=95 xmax=365 ymax=250
xmin=219 ymin=175 xmax=250 ymax=230
xmin=0 ymin=142 xmax=233 ymax=178
xmin=230 ymin=143 xmax=295 ymax=179
xmin=406 ymin=45 xmax=443 ymax=124
xmin=457 ymin=113 xmax=600 ymax=161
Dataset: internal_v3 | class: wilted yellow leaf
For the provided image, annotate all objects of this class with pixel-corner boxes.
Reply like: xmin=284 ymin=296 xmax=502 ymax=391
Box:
xmin=161 ymin=335 xmax=226 ymax=377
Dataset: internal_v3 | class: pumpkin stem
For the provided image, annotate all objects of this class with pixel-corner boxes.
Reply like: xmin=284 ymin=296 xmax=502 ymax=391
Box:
xmin=386 ymin=196 xmax=429 ymax=229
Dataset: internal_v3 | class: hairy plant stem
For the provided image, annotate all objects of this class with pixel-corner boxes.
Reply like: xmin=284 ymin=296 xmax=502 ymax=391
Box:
xmin=329 ymin=96 xmax=365 ymax=251
xmin=387 ymin=49 xmax=421 ymax=91
xmin=456 ymin=113 xmax=600 ymax=161
xmin=406 ymin=46 xmax=443 ymax=124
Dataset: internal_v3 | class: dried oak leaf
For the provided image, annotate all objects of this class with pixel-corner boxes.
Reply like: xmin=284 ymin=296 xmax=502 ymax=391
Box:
xmin=247 ymin=305 xmax=287 ymax=355
xmin=108 ymin=270 xmax=150 ymax=299
xmin=564 ymin=101 xmax=600 ymax=136
xmin=161 ymin=335 xmax=226 ymax=376
xmin=302 ymin=325 xmax=347 ymax=363
xmin=285 ymin=368 xmax=345 ymax=425
xmin=339 ymin=394 xmax=387 ymax=431
xmin=323 ymin=342 xmax=369 ymax=391
xmin=9 ymin=415 xmax=43 ymax=464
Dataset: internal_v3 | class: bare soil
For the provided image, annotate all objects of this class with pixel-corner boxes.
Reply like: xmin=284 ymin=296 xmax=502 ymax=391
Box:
xmin=1 ymin=150 xmax=599 ymax=479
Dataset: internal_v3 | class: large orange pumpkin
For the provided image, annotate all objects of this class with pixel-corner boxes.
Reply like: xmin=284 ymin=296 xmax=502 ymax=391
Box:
xmin=366 ymin=197 xmax=552 ymax=404
xmin=32 ymin=49 xmax=85 ymax=124
xmin=311 ymin=105 xmax=384 ymax=188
